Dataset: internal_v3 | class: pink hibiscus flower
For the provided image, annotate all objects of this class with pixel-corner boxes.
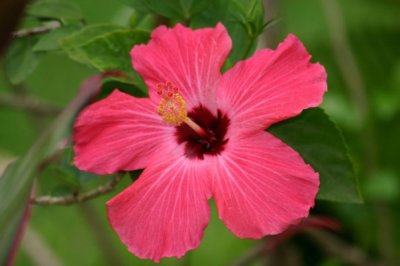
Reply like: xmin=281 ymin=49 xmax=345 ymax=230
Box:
xmin=73 ymin=23 xmax=327 ymax=262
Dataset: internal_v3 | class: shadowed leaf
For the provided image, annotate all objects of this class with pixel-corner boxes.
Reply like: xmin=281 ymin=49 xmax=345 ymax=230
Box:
xmin=5 ymin=37 xmax=45 ymax=85
xmin=27 ymin=0 xmax=83 ymax=22
xmin=60 ymin=24 xmax=149 ymax=91
xmin=269 ymin=108 xmax=362 ymax=203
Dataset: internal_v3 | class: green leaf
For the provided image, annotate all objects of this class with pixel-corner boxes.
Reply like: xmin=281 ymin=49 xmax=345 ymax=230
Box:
xmin=129 ymin=169 xmax=143 ymax=181
xmin=0 ymin=75 xmax=103 ymax=265
xmin=191 ymin=0 xmax=265 ymax=64
xmin=269 ymin=108 xmax=362 ymax=203
xmin=57 ymin=147 xmax=98 ymax=186
xmin=231 ymin=0 xmax=265 ymax=36
xmin=101 ymin=76 xmax=147 ymax=98
xmin=36 ymin=147 xmax=103 ymax=199
xmin=120 ymin=0 xmax=210 ymax=21
xmin=33 ymin=25 xmax=82 ymax=52
xmin=60 ymin=24 xmax=149 ymax=90
xmin=122 ymin=0 xmax=264 ymax=64
xmin=59 ymin=24 xmax=126 ymax=66
xmin=5 ymin=37 xmax=45 ymax=85
xmin=27 ymin=0 xmax=83 ymax=21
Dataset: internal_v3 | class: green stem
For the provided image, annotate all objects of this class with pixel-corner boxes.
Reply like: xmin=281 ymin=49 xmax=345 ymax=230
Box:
xmin=241 ymin=35 xmax=256 ymax=60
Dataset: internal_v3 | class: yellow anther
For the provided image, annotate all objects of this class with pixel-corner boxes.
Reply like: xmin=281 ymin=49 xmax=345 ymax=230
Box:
xmin=156 ymin=81 xmax=208 ymax=137
xmin=157 ymin=82 xmax=187 ymax=125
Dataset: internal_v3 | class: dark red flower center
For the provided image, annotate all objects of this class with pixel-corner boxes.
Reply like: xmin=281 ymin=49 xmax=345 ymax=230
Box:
xmin=175 ymin=105 xmax=230 ymax=159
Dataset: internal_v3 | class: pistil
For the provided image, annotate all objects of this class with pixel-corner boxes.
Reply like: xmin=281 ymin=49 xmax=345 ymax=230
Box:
xmin=184 ymin=117 xmax=208 ymax=137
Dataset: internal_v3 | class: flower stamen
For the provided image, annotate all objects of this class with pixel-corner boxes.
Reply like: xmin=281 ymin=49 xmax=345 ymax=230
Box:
xmin=157 ymin=81 xmax=207 ymax=137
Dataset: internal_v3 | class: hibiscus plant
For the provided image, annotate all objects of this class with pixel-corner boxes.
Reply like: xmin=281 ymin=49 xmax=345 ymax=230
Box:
xmin=1 ymin=0 xmax=399 ymax=265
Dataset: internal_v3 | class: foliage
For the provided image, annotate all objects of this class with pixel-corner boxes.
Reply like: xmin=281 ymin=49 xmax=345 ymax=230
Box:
xmin=270 ymin=108 xmax=361 ymax=203
xmin=0 ymin=75 xmax=103 ymax=265
xmin=1 ymin=0 xmax=399 ymax=265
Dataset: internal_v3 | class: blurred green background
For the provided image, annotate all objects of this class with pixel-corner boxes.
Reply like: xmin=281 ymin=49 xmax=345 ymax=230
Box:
xmin=1 ymin=0 xmax=400 ymax=265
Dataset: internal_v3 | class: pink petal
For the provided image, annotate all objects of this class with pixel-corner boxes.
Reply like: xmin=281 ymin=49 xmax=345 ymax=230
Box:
xmin=211 ymin=132 xmax=319 ymax=238
xmin=107 ymin=145 xmax=212 ymax=262
xmin=131 ymin=23 xmax=232 ymax=110
xmin=73 ymin=90 xmax=173 ymax=174
xmin=217 ymin=34 xmax=327 ymax=136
